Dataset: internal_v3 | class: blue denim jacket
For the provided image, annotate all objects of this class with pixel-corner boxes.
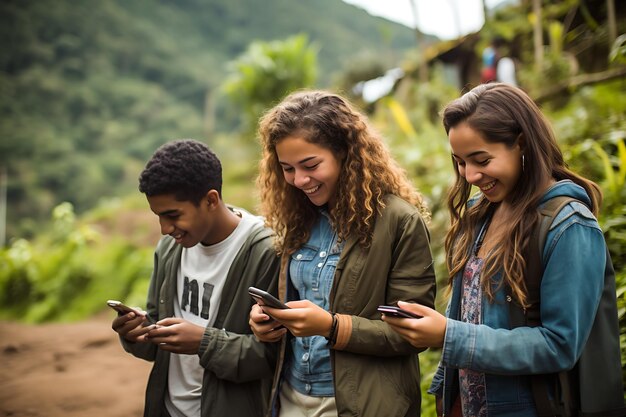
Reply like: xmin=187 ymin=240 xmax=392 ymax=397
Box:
xmin=284 ymin=209 xmax=342 ymax=396
xmin=429 ymin=180 xmax=607 ymax=416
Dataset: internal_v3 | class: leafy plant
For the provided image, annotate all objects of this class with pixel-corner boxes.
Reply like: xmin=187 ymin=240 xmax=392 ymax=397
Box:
xmin=610 ymin=34 xmax=626 ymax=65
xmin=222 ymin=34 xmax=318 ymax=136
xmin=0 ymin=202 xmax=152 ymax=322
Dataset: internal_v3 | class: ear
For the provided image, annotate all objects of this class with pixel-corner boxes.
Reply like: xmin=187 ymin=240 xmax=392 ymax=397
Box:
xmin=516 ymin=133 xmax=526 ymax=153
xmin=202 ymin=190 xmax=220 ymax=211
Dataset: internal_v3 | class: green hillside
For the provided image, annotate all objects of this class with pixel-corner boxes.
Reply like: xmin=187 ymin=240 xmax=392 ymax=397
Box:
xmin=0 ymin=0 xmax=434 ymax=239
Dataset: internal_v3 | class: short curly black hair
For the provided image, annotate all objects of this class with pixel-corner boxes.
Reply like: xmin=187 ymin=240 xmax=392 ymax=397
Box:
xmin=138 ymin=139 xmax=222 ymax=205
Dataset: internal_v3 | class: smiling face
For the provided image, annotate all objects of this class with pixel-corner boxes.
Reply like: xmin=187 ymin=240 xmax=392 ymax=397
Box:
xmin=449 ymin=122 xmax=523 ymax=204
xmin=275 ymin=135 xmax=343 ymax=208
xmin=146 ymin=193 xmax=215 ymax=247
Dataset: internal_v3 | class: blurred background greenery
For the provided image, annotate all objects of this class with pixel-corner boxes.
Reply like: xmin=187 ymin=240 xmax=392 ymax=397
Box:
xmin=1 ymin=0 xmax=625 ymax=414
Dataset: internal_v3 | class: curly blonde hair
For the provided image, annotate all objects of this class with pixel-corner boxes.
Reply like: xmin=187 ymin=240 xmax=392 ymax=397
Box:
xmin=443 ymin=83 xmax=601 ymax=307
xmin=257 ymin=90 xmax=430 ymax=255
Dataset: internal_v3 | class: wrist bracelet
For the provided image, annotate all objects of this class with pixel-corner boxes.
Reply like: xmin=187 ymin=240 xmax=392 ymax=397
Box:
xmin=325 ymin=312 xmax=338 ymax=343
xmin=330 ymin=313 xmax=339 ymax=345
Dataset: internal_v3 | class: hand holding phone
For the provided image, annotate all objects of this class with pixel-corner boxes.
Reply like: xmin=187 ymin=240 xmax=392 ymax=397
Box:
xmin=248 ymin=287 xmax=289 ymax=309
xmin=107 ymin=300 xmax=156 ymax=324
xmin=377 ymin=305 xmax=422 ymax=319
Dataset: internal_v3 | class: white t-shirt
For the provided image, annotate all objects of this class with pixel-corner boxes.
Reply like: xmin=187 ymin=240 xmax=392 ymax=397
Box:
xmin=164 ymin=210 xmax=262 ymax=417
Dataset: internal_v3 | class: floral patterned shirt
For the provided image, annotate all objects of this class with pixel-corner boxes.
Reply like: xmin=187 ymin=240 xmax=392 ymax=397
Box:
xmin=459 ymin=254 xmax=487 ymax=417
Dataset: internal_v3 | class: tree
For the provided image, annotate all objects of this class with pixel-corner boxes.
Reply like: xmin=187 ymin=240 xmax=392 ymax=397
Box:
xmin=607 ymin=0 xmax=617 ymax=46
xmin=532 ymin=0 xmax=544 ymax=71
xmin=222 ymin=34 xmax=318 ymax=137
xmin=482 ymin=0 xmax=489 ymax=25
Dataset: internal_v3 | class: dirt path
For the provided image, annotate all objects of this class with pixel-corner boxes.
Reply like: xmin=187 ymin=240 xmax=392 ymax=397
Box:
xmin=0 ymin=313 xmax=151 ymax=417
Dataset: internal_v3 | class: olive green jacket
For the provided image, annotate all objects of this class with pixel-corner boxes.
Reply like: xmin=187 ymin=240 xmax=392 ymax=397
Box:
xmin=121 ymin=222 xmax=281 ymax=417
xmin=269 ymin=195 xmax=437 ymax=417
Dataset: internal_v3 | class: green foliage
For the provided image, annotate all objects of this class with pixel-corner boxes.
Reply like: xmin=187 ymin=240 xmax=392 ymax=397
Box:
xmin=610 ymin=34 xmax=626 ymax=65
xmin=419 ymin=348 xmax=441 ymax=417
xmin=0 ymin=202 xmax=152 ymax=322
xmin=548 ymin=20 xmax=564 ymax=55
xmin=223 ymin=34 xmax=318 ymax=135
xmin=518 ymin=18 xmax=575 ymax=94
xmin=482 ymin=1 xmax=530 ymax=43
xmin=1 ymin=0 xmax=421 ymax=241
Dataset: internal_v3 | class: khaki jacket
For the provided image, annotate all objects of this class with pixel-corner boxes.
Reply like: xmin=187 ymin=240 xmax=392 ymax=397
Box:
xmin=121 ymin=222 xmax=281 ymax=417
xmin=269 ymin=195 xmax=437 ymax=417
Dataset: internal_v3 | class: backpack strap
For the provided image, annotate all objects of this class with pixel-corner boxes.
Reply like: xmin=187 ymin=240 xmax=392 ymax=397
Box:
xmin=508 ymin=196 xmax=579 ymax=417
xmin=509 ymin=196 xmax=577 ymax=327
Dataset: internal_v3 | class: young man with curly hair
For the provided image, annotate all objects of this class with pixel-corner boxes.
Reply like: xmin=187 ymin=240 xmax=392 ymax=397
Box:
xmin=112 ymin=139 xmax=281 ymax=417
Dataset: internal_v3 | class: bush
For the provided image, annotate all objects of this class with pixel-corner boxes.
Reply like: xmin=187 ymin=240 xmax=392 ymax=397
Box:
xmin=0 ymin=202 xmax=152 ymax=322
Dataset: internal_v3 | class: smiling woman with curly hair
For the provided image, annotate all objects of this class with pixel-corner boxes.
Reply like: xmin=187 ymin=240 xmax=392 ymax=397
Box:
xmin=257 ymin=89 xmax=430 ymax=254
xmin=249 ymin=90 xmax=436 ymax=417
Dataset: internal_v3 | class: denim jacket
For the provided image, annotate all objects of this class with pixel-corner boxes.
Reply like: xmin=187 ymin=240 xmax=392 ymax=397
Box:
xmin=429 ymin=181 xmax=608 ymax=416
xmin=285 ymin=209 xmax=342 ymax=396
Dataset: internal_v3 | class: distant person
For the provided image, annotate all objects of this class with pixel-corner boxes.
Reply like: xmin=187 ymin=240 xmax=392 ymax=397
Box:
xmin=248 ymin=90 xmax=437 ymax=417
xmin=481 ymin=36 xmax=518 ymax=86
xmin=480 ymin=44 xmax=497 ymax=83
xmin=111 ymin=139 xmax=281 ymax=417
xmin=382 ymin=83 xmax=624 ymax=416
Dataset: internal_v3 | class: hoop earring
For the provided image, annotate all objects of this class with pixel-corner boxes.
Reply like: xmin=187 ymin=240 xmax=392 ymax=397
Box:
xmin=522 ymin=155 xmax=525 ymax=172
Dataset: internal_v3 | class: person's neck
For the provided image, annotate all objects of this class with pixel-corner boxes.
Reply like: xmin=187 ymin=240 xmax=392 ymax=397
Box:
xmin=490 ymin=202 xmax=510 ymax=224
xmin=201 ymin=204 xmax=242 ymax=246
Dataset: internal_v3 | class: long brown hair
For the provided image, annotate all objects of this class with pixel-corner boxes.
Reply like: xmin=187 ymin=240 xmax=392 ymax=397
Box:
xmin=443 ymin=83 xmax=601 ymax=306
xmin=257 ymin=89 xmax=429 ymax=255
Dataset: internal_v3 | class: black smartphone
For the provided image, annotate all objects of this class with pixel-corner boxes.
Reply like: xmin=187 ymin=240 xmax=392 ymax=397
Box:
xmin=107 ymin=300 xmax=156 ymax=324
xmin=248 ymin=287 xmax=290 ymax=309
xmin=377 ymin=305 xmax=422 ymax=319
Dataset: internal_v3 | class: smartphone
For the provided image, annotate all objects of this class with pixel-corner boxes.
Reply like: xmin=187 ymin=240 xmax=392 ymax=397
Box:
xmin=377 ymin=305 xmax=422 ymax=319
xmin=248 ymin=287 xmax=290 ymax=309
xmin=107 ymin=300 xmax=156 ymax=324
